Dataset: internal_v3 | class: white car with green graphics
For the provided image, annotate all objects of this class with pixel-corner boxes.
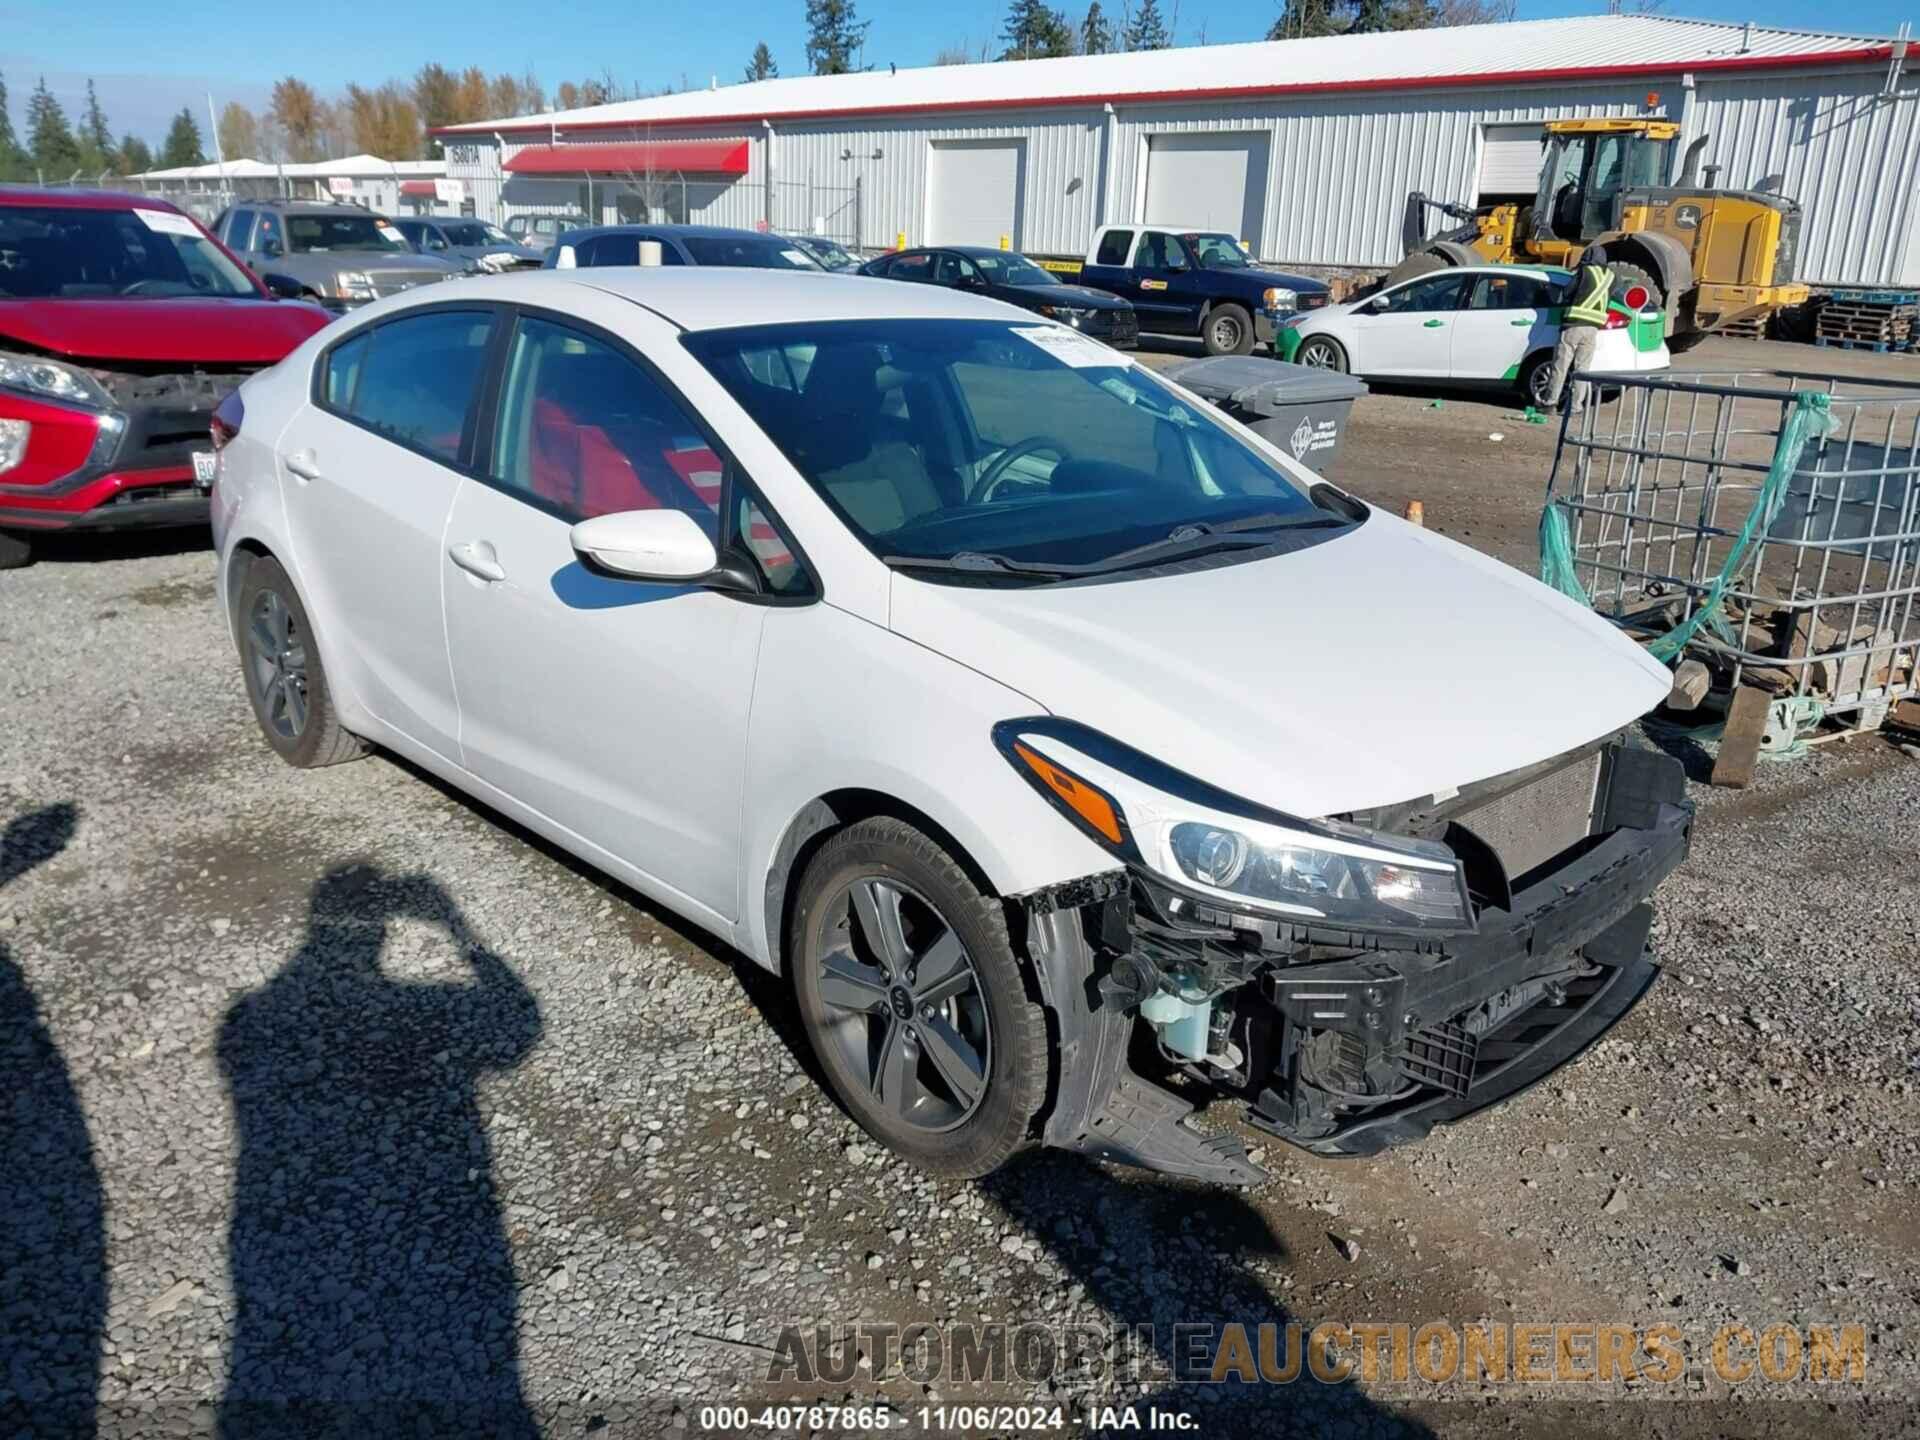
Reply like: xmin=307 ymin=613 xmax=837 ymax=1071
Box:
xmin=1276 ymin=264 xmax=1669 ymax=409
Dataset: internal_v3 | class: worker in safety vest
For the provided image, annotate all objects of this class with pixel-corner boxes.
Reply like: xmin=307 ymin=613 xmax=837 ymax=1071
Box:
xmin=1547 ymin=259 xmax=1614 ymax=414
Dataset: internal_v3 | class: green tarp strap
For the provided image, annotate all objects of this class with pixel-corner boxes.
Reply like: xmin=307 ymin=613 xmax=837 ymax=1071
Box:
xmin=1539 ymin=390 xmax=1834 ymax=665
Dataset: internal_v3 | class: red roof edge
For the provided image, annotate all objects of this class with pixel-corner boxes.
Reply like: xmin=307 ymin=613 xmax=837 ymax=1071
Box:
xmin=499 ymin=139 xmax=751 ymax=174
xmin=431 ymin=45 xmax=1892 ymax=139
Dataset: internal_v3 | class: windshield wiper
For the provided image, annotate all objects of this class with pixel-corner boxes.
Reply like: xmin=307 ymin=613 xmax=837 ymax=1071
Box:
xmin=881 ymin=551 xmax=1076 ymax=580
xmin=1077 ymin=513 xmax=1347 ymax=575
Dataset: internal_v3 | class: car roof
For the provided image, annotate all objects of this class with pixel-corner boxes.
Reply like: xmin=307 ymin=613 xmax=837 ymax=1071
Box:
xmin=0 ymin=186 xmax=187 ymax=214
xmin=456 ymin=267 xmax=1039 ymax=332
xmin=253 ymin=201 xmax=380 ymax=216
xmin=563 ymin=223 xmax=782 ymax=242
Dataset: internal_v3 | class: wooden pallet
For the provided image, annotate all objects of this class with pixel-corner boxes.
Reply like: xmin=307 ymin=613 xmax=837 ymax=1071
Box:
xmin=1719 ymin=314 xmax=1769 ymax=340
xmin=1814 ymin=295 xmax=1917 ymax=351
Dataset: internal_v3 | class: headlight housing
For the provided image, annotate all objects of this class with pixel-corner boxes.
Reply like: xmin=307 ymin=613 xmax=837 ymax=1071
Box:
xmin=996 ymin=719 xmax=1474 ymax=934
xmin=335 ymin=270 xmax=377 ymax=300
xmin=0 ymin=352 xmax=115 ymax=410
xmin=1038 ymin=304 xmax=1098 ymax=325
xmin=1262 ymin=286 xmax=1298 ymax=313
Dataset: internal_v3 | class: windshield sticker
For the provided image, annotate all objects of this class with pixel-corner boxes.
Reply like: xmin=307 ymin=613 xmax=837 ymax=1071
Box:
xmin=780 ymin=248 xmax=811 ymax=265
xmin=1014 ymin=325 xmax=1129 ymax=369
xmin=133 ymin=208 xmax=202 ymax=238
xmin=379 ymin=225 xmax=407 ymax=244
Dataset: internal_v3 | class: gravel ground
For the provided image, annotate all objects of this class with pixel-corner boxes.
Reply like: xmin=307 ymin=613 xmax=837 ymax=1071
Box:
xmin=2 ymin=337 xmax=1917 ymax=1439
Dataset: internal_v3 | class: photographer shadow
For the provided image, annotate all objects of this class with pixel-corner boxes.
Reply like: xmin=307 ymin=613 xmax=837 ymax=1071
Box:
xmin=0 ymin=802 xmax=102 ymax=1437
xmin=216 ymin=864 xmax=542 ymax=1439
xmin=981 ymin=1151 xmax=1434 ymax=1438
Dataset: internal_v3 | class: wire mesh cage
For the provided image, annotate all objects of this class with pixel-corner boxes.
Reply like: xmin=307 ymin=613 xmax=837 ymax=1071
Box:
xmin=1542 ymin=369 xmax=1920 ymax=737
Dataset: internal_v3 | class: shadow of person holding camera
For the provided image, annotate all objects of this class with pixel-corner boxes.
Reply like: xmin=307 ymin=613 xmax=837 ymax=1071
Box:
xmin=0 ymin=802 xmax=102 ymax=1438
xmin=216 ymin=864 xmax=542 ymax=1438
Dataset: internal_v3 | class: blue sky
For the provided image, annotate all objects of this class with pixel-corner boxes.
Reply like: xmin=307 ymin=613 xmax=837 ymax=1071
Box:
xmin=3 ymin=0 xmax=1913 ymax=147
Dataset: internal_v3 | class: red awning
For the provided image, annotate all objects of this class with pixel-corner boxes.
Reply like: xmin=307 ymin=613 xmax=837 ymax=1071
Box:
xmin=399 ymin=179 xmax=437 ymax=197
xmin=503 ymin=140 xmax=750 ymax=177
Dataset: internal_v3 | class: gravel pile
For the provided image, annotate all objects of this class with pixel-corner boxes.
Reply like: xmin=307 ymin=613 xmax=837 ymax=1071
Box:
xmin=1 ymin=531 xmax=1915 ymax=1439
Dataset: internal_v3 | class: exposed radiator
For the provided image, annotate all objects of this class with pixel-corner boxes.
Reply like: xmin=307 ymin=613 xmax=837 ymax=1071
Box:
xmin=1454 ymin=752 xmax=1603 ymax=883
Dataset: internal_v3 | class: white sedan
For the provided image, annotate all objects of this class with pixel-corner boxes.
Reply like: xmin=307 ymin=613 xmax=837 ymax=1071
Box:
xmin=1276 ymin=263 xmax=1669 ymax=407
xmin=210 ymin=268 xmax=1690 ymax=1183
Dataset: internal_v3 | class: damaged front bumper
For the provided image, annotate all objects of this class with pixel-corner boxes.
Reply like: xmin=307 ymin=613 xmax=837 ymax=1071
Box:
xmin=1018 ymin=741 xmax=1692 ymax=1185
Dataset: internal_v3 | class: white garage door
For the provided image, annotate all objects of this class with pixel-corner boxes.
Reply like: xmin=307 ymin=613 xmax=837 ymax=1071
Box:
xmin=1143 ymin=132 xmax=1269 ymax=252
xmin=1479 ymin=124 xmax=1547 ymax=199
xmin=926 ymin=140 xmax=1024 ymax=248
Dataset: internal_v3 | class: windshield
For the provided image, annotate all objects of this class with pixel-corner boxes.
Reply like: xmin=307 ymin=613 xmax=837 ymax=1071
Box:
xmin=683 ymin=235 xmax=820 ymax=270
xmin=0 ymin=204 xmax=257 ymax=300
xmin=970 ymin=252 xmax=1058 ymax=286
xmin=685 ymin=318 xmax=1331 ymax=574
xmin=1188 ymin=233 xmax=1250 ymax=269
xmin=288 ymin=214 xmax=409 ymax=254
xmin=797 ymin=237 xmax=858 ymax=270
xmin=440 ymin=220 xmax=503 ymax=247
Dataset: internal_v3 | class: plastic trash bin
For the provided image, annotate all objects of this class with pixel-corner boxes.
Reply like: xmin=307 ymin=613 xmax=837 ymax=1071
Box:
xmin=1158 ymin=355 xmax=1368 ymax=474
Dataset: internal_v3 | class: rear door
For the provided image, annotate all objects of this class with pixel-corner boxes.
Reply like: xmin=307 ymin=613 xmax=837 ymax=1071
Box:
xmin=1450 ymin=271 xmax=1554 ymax=382
xmin=276 ymin=305 xmax=500 ymax=763
xmin=441 ymin=304 xmax=806 ymax=922
xmin=1348 ymin=271 xmax=1470 ymax=378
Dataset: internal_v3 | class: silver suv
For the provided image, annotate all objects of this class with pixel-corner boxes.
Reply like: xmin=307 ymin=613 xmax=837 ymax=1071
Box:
xmin=214 ymin=201 xmax=462 ymax=311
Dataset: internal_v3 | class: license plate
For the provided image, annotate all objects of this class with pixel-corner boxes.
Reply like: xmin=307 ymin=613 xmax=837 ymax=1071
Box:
xmin=191 ymin=450 xmax=216 ymax=490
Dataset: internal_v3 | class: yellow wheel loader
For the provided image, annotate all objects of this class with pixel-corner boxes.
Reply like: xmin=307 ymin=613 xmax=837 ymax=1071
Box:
xmin=1396 ymin=118 xmax=1809 ymax=346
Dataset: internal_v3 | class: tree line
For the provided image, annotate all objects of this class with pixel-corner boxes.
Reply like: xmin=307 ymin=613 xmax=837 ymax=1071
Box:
xmin=1 ymin=0 xmax=1523 ymax=180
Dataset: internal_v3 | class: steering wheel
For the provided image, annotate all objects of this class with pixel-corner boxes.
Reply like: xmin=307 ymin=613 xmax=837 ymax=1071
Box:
xmin=121 ymin=279 xmax=180 ymax=296
xmin=975 ymin=435 xmax=1071 ymax=503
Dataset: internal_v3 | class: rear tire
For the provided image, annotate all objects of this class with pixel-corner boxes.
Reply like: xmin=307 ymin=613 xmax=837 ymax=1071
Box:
xmin=1521 ymin=351 xmax=1557 ymax=409
xmin=790 ymin=818 xmax=1047 ymax=1179
xmin=1203 ymin=303 xmax=1256 ymax=357
xmin=1605 ymin=260 xmax=1664 ymax=312
xmin=235 ymin=555 xmax=367 ymax=768
xmin=1294 ymin=336 xmax=1348 ymax=372
xmin=0 ymin=530 xmax=31 ymax=570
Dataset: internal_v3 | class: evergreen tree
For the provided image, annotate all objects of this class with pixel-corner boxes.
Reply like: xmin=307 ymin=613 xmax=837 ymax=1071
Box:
xmin=1002 ymin=0 xmax=1073 ymax=58
xmin=805 ymin=0 xmax=869 ymax=75
xmin=745 ymin=42 xmax=779 ymax=82
xmin=0 ymin=73 xmax=30 ymax=182
xmin=117 ymin=134 xmax=153 ymax=175
xmin=1267 ymin=0 xmax=1342 ymax=38
xmin=1081 ymin=1 xmax=1114 ymax=53
xmin=78 ymin=80 xmax=114 ymax=173
xmin=26 ymin=78 xmax=81 ymax=177
xmin=1125 ymin=0 xmax=1171 ymax=49
xmin=160 ymin=108 xmax=205 ymax=168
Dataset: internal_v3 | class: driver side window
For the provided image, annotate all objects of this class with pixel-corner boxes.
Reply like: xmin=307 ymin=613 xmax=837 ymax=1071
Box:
xmin=1375 ymin=273 xmax=1468 ymax=314
xmin=1139 ymin=231 xmax=1189 ymax=270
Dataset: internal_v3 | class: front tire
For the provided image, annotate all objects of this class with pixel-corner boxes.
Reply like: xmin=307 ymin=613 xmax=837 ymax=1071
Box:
xmin=235 ymin=555 xmax=366 ymax=768
xmin=1203 ymin=303 xmax=1256 ymax=357
xmin=1294 ymin=336 xmax=1348 ymax=372
xmin=790 ymin=818 xmax=1047 ymax=1179
xmin=0 ymin=530 xmax=31 ymax=570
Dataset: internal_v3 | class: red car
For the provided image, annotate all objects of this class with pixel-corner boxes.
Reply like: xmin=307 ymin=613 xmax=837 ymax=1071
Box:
xmin=0 ymin=188 xmax=332 ymax=569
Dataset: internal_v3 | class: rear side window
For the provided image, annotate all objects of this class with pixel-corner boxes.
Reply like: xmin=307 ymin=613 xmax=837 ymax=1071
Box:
xmin=328 ymin=309 xmax=494 ymax=462
xmin=889 ymin=253 xmax=933 ymax=281
xmin=490 ymin=315 xmax=805 ymax=593
xmin=1094 ymin=229 xmax=1133 ymax=266
xmin=323 ymin=333 xmax=368 ymax=410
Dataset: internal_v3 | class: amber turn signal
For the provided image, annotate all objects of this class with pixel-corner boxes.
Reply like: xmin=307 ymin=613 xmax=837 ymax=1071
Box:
xmin=1011 ymin=741 xmax=1124 ymax=845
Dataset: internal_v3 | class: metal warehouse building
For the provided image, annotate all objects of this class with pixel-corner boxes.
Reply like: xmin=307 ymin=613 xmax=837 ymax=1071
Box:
xmin=437 ymin=14 xmax=1920 ymax=286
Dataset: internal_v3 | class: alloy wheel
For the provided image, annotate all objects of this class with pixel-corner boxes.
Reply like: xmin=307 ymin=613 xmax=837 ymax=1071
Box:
xmin=1212 ymin=314 xmax=1244 ymax=352
xmin=246 ymin=589 xmax=309 ymax=740
xmin=1298 ymin=340 xmax=1337 ymax=369
xmin=813 ymin=876 xmax=992 ymax=1133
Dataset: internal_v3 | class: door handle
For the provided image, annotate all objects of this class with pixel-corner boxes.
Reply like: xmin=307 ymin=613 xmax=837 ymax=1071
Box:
xmin=284 ymin=451 xmax=323 ymax=482
xmin=1510 ymin=317 xmax=1534 ymax=326
xmin=1423 ymin=318 xmax=1446 ymax=328
xmin=447 ymin=541 xmax=507 ymax=583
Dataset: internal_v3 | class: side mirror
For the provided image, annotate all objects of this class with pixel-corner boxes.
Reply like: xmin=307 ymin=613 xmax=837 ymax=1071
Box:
xmin=570 ymin=509 xmax=757 ymax=593
xmin=260 ymin=272 xmax=303 ymax=300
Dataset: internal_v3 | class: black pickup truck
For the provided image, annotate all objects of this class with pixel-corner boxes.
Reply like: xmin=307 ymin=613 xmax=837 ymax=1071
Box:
xmin=1062 ymin=225 xmax=1331 ymax=355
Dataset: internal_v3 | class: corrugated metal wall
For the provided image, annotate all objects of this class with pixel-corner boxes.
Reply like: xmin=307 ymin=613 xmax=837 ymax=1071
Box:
xmin=1687 ymin=65 xmax=1920 ymax=285
xmin=448 ymin=61 xmax=1920 ymax=285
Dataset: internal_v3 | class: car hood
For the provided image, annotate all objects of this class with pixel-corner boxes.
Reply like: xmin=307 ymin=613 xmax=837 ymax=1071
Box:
xmin=0 ymin=297 xmax=331 ymax=365
xmin=450 ymin=243 xmax=542 ymax=262
xmin=888 ymin=515 xmax=1671 ymax=817
xmin=281 ymin=251 xmax=460 ymax=273
xmin=1017 ymin=282 xmax=1129 ymax=309
xmin=1235 ymin=265 xmax=1329 ymax=296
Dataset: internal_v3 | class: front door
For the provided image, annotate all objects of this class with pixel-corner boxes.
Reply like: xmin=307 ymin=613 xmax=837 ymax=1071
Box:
xmin=1348 ymin=271 xmax=1469 ymax=378
xmin=1131 ymin=230 xmax=1199 ymax=330
xmin=1450 ymin=271 xmax=1556 ymax=382
xmin=441 ymin=307 xmax=801 ymax=922
xmin=278 ymin=306 xmax=499 ymax=762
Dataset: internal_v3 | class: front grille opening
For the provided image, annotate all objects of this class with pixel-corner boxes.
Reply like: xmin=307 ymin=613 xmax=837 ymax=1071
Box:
xmin=1451 ymin=751 xmax=1604 ymax=888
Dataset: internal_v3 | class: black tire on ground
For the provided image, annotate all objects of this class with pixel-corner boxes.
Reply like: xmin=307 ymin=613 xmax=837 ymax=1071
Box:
xmin=1380 ymin=251 xmax=1451 ymax=289
xmin=790 ymin=817 xmax=1048 ymax=1179
xmin=1606 ymin=260 xmax=1664 ymax=312
xmin=235 ymin=555 xmax=367 ymax=768
xmin=1521 ymin=351 xmax=1557 ymax=409
xmin=1203 ymin=302 xmax=1256 ymax=357
xmin=0 ymin=530 xmax=31 ymax=570
xmin=1294 ymin=336 xmax=1348 ymax=372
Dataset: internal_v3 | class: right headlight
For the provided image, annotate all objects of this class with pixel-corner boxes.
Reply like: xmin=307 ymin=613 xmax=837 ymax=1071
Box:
xmin=995 ymin=719 xmax=1473 ymax=934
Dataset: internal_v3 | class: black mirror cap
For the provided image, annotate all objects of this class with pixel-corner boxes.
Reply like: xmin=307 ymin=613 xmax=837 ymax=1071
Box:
xmin=260 ymin=272 xmax=304 ymax=300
